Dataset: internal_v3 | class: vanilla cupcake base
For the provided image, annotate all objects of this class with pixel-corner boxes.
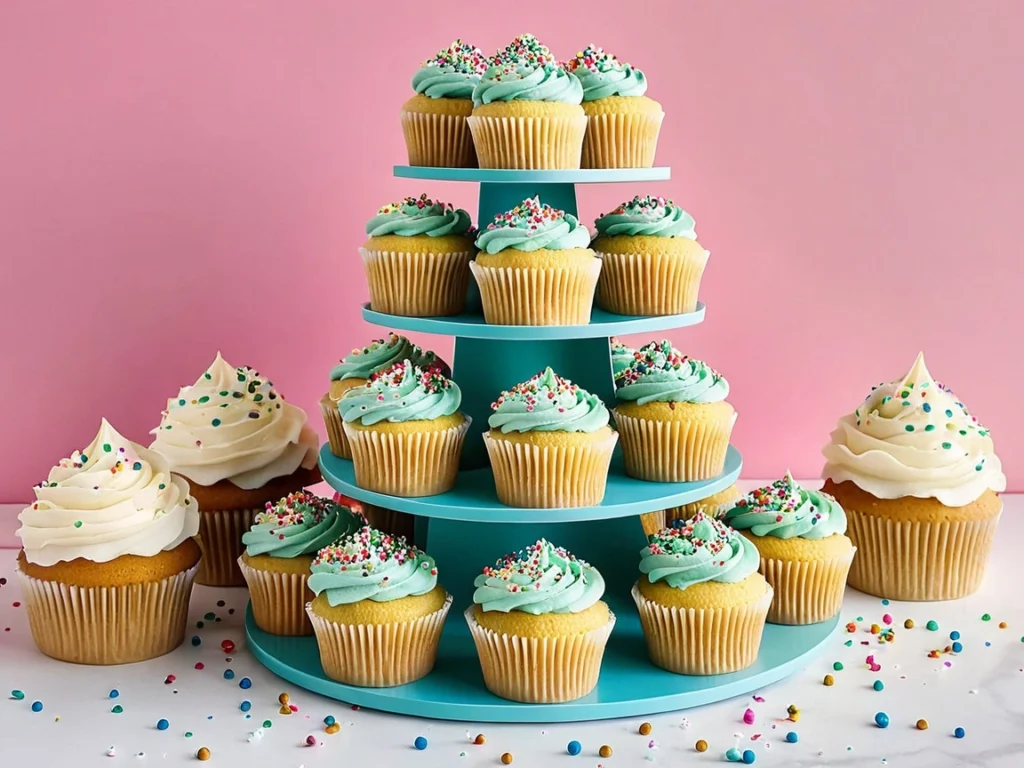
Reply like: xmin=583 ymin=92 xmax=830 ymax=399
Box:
xmin=759 ymin=548 xmax=856 ymax=625
xmin=595 ymin=247 xmax=709 ymax=316
xmin=582 ymin=111 xmax=664 ymax=169
xmin=237 ymin=557 xmax=313 ymax=636
xmin=467 ymin=114 xmax=588 ymax=170
xmin=612 ymin=407 xmax=736 ymax=482
xmin=401 ymin=110 xmax=476 ymax=168
xmin=361 ymin=247 xmax=472 ymax=317
xmin=470 ymin=258 xmax=601 ymax=326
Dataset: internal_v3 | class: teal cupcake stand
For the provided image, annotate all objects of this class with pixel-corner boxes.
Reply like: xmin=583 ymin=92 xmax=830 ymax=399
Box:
xmin=245 ymin=165 xmax=840 ymax=722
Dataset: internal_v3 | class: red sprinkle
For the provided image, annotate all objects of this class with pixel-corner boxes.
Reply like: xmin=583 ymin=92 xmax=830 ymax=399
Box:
xmin=164 ymin=675 xmax=176 ymax=684
xmin=194 ymin=663 xmax=205 ymax=670
xmin=221 ymin=640 xmax=236 ymax=653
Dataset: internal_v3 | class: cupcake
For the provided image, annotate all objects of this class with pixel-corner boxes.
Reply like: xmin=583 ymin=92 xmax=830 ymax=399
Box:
xmin=484 ymin=368 xmax=617 ymax=508
xmin=339 ymin=360 xmax=469 ymax=497
xmin=320 ymin=334 xmax=449 ymax=459
xmin=566 ymin=45 xmax=664 ymax=168
xmin=821 ymin=353 xmax=1006 ymax=601
xmin=361 ymin=194 xmax=476 ymax=317
xmin=468 ymin=34 xmax=587 ymax=169
xmin=150 ymin=352 xmax=320 ymax=586
xmin=592 ymin=196 xmax=709 ymax=316
xmin=609 ymin=337 xmax=635 ymax=380
xmin=723 ymin=473 xmax=855 ymax=625
xmin=471 ymin=196 xmax=600 ymax=326
xmin=641 ymin=484 xmax=744 ymax=537
xmin=238 ymin=492 xmax=364 ymax=636
xmin=612 ymin=341 xmax=736 ymax=481
xmin=16 ymin=419 xmax=201 ymax=664
xmin=307 ymin=526 xmax=451 ymax=687
xmin=633 ymin=513 xmax=772 ymax=675
xmin=401 ymin=39 xmax=487 ymax=168
xmin=466 ymin=539 xmax=615 ymax=703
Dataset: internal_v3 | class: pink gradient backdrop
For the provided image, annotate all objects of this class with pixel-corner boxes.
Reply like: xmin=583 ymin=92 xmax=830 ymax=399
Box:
xmin=1 ymin=1 xmax=1021 ymax=502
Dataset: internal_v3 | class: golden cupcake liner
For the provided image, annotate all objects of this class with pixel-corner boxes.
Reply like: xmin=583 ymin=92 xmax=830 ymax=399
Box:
xmin=759 ymin=548 xmax=856 ymax=625
xmin=595 ymin=247 xmax=710 ymax=316
xmin=360 ymin=248 xmax=472 ymax=317
xmin=343 ymin=417 xmax=471 ymax=497
xmin=845 ymin=506 xmax=1001 ymax=601
xmin=361 ymin=503 xmax=417 ymax=541
xmin=17 ymin=563 xmax=198 ymax=665
xmin=611 ymin=408 xmax=736 ymax=482
xmin=307 ymin=593 xmax=452 ymax=687
xmin=632 ymin=582 xmax=772 ymax=675
xmin=400 ymin=110 xmax=477 ymax=168
xmin=483 ymin=430 xmax=618 ymax=508
xmin=581 ymin=110 xmax=664 ymax=169
xmin=319 ymin=393 xmax=351 ymax=459
xmin=196 ymin=508 xmax=258 ymax=586
xmin=469 ymin=258 xmax=601 ymax=326
xmin=465 ymin=606 xmax=615 ymax=703
xmin=237 ymin=557 xmax=313 ymax=636
xmin=466 ymin=114 xmax=587 ymax=170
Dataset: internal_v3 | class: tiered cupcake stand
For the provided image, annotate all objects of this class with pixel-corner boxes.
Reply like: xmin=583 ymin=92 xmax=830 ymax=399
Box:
xmin=245 ymin=166 xmax=840 ymax=722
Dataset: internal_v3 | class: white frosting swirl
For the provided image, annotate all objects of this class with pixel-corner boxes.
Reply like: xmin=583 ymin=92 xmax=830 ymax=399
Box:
xmin=150 ymin=352 xmax=319 ymax=490
xmin=822 ymin=353 xmax=1006 ymax=507
xmin=17 ymin=419 xmax=200 ymax=566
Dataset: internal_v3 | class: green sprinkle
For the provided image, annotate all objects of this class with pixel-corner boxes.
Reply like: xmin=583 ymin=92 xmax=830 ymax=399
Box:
xmin=926 ymin=620 xmax=939 ymax=631
xmin=262 ymin=720 xmax=273 ymax=729
xmin=219 ymin=391 xmax=229 ymax=396
xmin=976 ymin=464 xmax=983 ymax=471
xmin=833 ymin=662 xmax=844 ymax=671
xmin=204 ymin=372 xmax=212 ymax=380
xmin=900 ymin=390 xmax=910 ymax=398
xmin=856 ymin=616 xmax=863 ymax=622
xmin=901 ymin=401 xmax=911 ymax=406
xmin=925 ymin=424 xmax=935 ymax=431
xmin=942 ymin=442 xmax=952 ymax=449
xmin=212 ymin=418 xmax=221 ymax=427
xmin=982 ymin=614 xmax=991 ymax=622
xmin=844 ymin=640 xmax=853 ymax=647
xmin=178 ymin=399 xmax=186 ymax=406
xmin=905 ymin=425 xmax=915 ymax=432
xmin=253 ymin=394 xmax=263 ymax=402
xmin=204 ymin=612 xmax=215 ymax=621
xmin=132 ymin=461 xmax=142 ymax=471
xmin=237 ymin=374 xmax=246 ymax=382
xmin=158 ymin=483 xmax=166 ymax=490
xmin=73 ymin=521 xmax=82 ymax=528
xmin=959 ymin=429 xmax=968 ymax=436
xmin=198 ymin=395 xmax=210 ymax=404
xmin=946 ymin=409 xmax=953 ymax=417
xmin=185 ymin=732 xmax=193 ymax=738
xmin=111 ymin=705 xmax=123 ymax=714
xmin=10 ymin=690 xmax=25 ymax=700
xmin=103 ymin=443 xmax=112 ymax=452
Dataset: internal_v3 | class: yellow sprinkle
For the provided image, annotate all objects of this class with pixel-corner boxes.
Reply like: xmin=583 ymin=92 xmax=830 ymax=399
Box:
xmin=196 ymin=747 xmax=211 ymax=761
xmin=999 ymin=621 xmax=1008 ymax=629
xmin=325 ymin=723 xmax=340 ymax=735
xmin=599 ymin=745 xmax=613 ymax=758
xmin=823 ymin=674 xmax=835 ymax=686
xmin=870 ymin=623 xmax=881 ymax=634
xmin=501 ymin=753 xmax=514 ymax=765
xmin=279 ymin=705 xmax=292 ymax=715
xmin=638 ymin=722 xmax=652 ymax=735
xmin=904 ymin=619 xmax=915 ymax=629
xmin=278 ymin=693 xmax=290 ymax=705
xmin=916 ymin=719 xmax=929 ymax=730
xmin=695 ymin=739 xmax=709 ymax=752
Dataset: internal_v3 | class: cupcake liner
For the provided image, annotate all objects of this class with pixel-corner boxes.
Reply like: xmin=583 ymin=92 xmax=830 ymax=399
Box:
xmin=400 ymin=110 xmax=477 ymax=168
xmin=632 ymin=582 xmax=772 ymax=675
xmin=343 ymin=417 xmax=471 ymax=497
xmin=639 ymin=510 xmax=666 ymax=537
xmin=595 ymin=247 xmax=710 ymax=316
xmin=845 ymin=506 xmax=1001 ymax=601
xmin=17 ymin=563 xmax=199 ymax=665
xmin=483 ymin=430 xmax=618 ymax=508
xmin=360 ymin=247 xmax=472 ymax=317
xmin=469 ymin=258 xmax=601 ymax=326
xmin=581 ymin=110 xmax=664 ymax=169
xmin=307 ymin=593 xmax=452 ymax=687
xmin=196 ymin=508 xmax=258 ymax=587
xmin=320 ymin=393 xmax=351 ymax=459
xmin=465 ymin=606 xmax=616 ymax=703
xmin=612 ymin=408 xmax=736 ymax=482
xmin=361 ymin=504 xmax=417 ymax=541
xmin=466 ymin=114 xmax=587 ymax=170
xmin=237 ymin=557 xmax=313 ymax=637
xmin=759 ymin=548 xmax=856 ymax=625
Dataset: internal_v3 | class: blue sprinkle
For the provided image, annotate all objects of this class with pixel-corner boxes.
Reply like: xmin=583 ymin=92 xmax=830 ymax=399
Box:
xmin=157 ymin=719 xmax=169 ymax=731
xmin=240 ymin=701 xmax=251 ymax=712
xmin=873 ymin=680 xmax=885 ymax=691
xmin=785 ymin=732 xmax=799 ymax=744
xmin=881 ymin=599 xmax=890 ymax=605
xmin=223 ymin=670 xmax=234 ymax=680
xmin=952 ymin=642 xmax=963 ymax=653
xmin=191 ymin=636 xmax=201 ymax=646
xmin=414 ymin=736 xmax=428 ymax=750
xmin=950 ymin=631 xmax=961 ymax=641
xmin=324 ymin=716 xmax=336 ymax=726
xmin=109 ymin=689 xmax=119 ymax=699
xmin=875 ymin=712 xmax=890 ymax=728
xmin=567 ymin=740 xmax=582 ymax=755
xmin=985 ymin=641 xmax=992 ymax=647
xmin=742 ymin=749 xmax=756 ymax=764
xmin=954 ymin=727 xmax=966 ymax=739
xmin=923 ymin=402 xmax=932 ymax=413
xmin=31 ymin=701 xmax=43 ymax=713
xmin=238 ymin=677 xmax=252 ymax=690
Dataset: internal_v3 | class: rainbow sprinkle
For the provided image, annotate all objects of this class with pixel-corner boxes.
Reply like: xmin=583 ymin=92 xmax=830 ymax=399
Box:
xmin=422 ymin=39 xmax=487 ymax=76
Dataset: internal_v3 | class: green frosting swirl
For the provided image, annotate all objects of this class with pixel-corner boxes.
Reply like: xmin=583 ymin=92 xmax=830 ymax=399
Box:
xmin=330 ymin=334 xmax=447 ymax=382
xmin=308 ymin=526 xmax=438 ymax=606
xmin=242 ymin=492 xmax=363 ymax=558
xmin=595 ymin=196 xmax=696 ymax=238
xmin=473 ymin=539 xmax=605 ymax=614
xmin=476 ymin=196 xmax=591 ymax=254
xmin=722 ymin=473 xmax=848 ymax=539
xmin=489 ymin=367 xmax=609 ymax=434
xmin=615 ymin=341 xmax=729 ymax=405
xmin=610 ymin=338 xmax=635 ymax=380
xmin=472 ymin=34 xmax=582 ymax=107
xmin=567 ymin=46 xmax=648 ymax=101
xmin=640 ymin=513 xmax=759 ymax=590
xmin=339 ymin=360 xmax=462 ymax=426
xmin=412 ymin=40 xmax=487 ymax=100
xmin=366 ymin=194 xmax=472 ymax=238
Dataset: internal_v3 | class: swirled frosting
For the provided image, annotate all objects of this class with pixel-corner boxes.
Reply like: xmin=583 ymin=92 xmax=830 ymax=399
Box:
xmin=640 ymin=513 xmax=759 ymax=590
xmin=18 ymin=419 xmax=200 ymax=566
xmin=242 ymin=492 xmax=365 ymax=558
xmin=473 ymin=539 xmax=605 ymax=614
xmin=411 ymin=39 xmax=487 ymax=100
xmin=723 ymin=472 xmax=848 ymax=539
xmin=330 ymin=334 xmax=448 ymax=382
xmin=566 ymin=45 xmax=648 ymax=101
xmin=615 ymin=341 xmax=729 ymax=405
xmin=472 ymin=34 xmax=583 ymax=107
xmin=489 ymin=367 xmax=609 ymax=434
xmin=339 ymin=360 xmax=462 ymax=426
xmin=822 ymin=353 xmax=1006 ymax=506
xmin=475 ymin=197 xmax=590 ymax=254
xmin=150 ymin=353 xmax=319 ymax=490
xmin=610 ymin=337 xmax=635 ymax=380
xmin=595 ymin=196 xmax=697 ymax=238
xmin=308 ymin=526 xmax=438 ymax=605
xmin=366 ymin=194 xmax=473 ymax=238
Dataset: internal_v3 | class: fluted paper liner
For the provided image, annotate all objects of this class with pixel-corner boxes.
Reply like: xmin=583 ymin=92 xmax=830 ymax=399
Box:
xmin=343 ymin=417 xmax=471 ymax=497
xmin=845 ymin=506 xmax=1001 ymax=601
xmin=759 ymin=548 xmax=856 ymax=625
xmin=582 ymin=111 xmax=664 ymax=169
xmin=483 ymin=430 xmax=618 ymax=508
xmin=595 ymin=248 xmax=710 ymax=316
xmin=612 ymin=408 xmax=736 ymax=482
xmin=465 ymin=606 xmax=616 ymax=703
xmin=470 ymin=259 xmax=601 ymax=326
xmin=361 ymin=247 xmax=472 ymax=317
xmin=307 ymin=594 xmax=452 ymax=687
xmin=237 ymin=557 xmax=313 ymax=636
xmin=196 ymin=507 xmax=258 ymax=586
xmin=17 ymin=563 xmax=198 ymax=665
xmin=401 ymin=110 xmax=476 ymax=168
xmin=640 ymin=510 xmax=666 ymax=537
xmin=319 ymin=393 xmax=351 ymax=459
xmin=632 ymin=582 xmax=772 ymax=675
xmin=467 ymin=114 xmax=587 ymax=169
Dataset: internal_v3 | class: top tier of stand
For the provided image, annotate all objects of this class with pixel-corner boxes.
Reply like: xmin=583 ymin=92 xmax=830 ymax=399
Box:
xmin=393 ymin=166 xmax=671 ymax=184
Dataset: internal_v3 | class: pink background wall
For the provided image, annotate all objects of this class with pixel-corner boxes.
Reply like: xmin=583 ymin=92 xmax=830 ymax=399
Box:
xmin=1 ymin=0 xmax=1021 ymax=502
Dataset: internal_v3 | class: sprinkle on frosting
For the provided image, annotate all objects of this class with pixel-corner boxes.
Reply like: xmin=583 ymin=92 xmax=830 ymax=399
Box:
xmin=366 ymin=194 xmax=474 ymax=238
xmin=312 ymin=526 xmax=432 ymax=573
xmin=244 ymin=492 xmax=364 ymax=558
xmin=330 ymin=334 xmax=448 ymax=383
xmin=475 ymin=196 xmax=590 ymax=253
xmin=614 ymin=340 xmax=729 ymax=405
xmin=421 ymin=39 xmax=487 ymax=75
xmin=491 ymin=33 xmax=559 ymax=70
xmin=472 ymin=34 xmax=583 ymax=107
xmin=610 ymin=337 xmax=636 ymax=381
xmin=370 ymin=359 xmax=452 ymax=395
xmin=724 ymin=472 xmax=848 ymax=539
xmin=339 ymin=359 xmax=463 ymax=426
xmin=640 ymin=512 xmax=760 ymax=590
xmin=566 ymin=44 xmax=649 ymax=101
xmin=488 ymin=367 xmax=609 ymax=434
xmin=594 ymin=196 xmax=697 ymax=239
